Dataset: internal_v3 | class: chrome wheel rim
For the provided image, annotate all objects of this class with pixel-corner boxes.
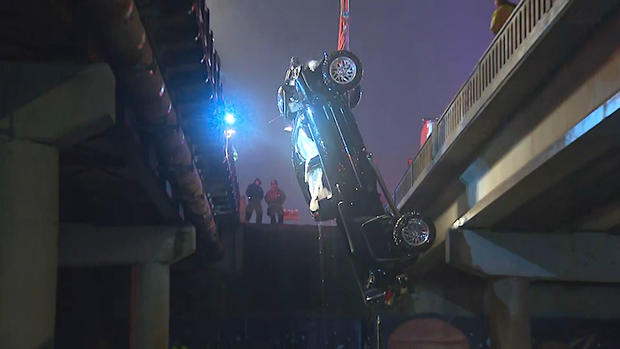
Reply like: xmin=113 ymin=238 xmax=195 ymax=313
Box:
xmin=401 ymin=217 xmax=430 ymax=247
xmin=329 ymin=56 xmax=357 ymax=85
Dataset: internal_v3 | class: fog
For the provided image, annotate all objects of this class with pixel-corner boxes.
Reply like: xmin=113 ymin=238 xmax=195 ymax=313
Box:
xmin=207 ymin=0 xmax=495 ymax=223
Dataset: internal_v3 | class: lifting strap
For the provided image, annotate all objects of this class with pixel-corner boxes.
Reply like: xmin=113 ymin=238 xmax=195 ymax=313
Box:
xmin=337 ymin=0 xmax=350 ymax=50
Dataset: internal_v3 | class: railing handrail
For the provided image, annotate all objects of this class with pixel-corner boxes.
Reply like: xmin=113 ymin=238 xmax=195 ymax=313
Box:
xmin=439 ymin=0 xmax=527 ymax=120
xmin=396 ymin=0 xmax=564 ymax=206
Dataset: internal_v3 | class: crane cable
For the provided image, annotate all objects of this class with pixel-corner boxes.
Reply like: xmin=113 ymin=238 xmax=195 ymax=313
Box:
xmin=337 ymin=0 xmax=350 ymax=51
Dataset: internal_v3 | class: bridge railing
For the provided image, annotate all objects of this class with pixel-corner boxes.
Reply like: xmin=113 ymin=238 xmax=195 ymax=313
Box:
xmin=395 ymin=0 xmax=564 ymax=206
xmin=394 ymin=164 xmax=412 ymax=208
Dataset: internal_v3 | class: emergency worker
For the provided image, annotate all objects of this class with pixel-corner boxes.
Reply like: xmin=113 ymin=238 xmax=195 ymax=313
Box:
xmin=490 ymin=0 xmax=517 ymax=35
xmin=245 ymin=178 xmax=264 ymax=223
xmin=265 ymin=179 xmax=286 ymax=224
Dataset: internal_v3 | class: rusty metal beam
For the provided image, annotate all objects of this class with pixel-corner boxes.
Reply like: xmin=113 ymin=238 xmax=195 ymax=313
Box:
xmin=88 ymin=0 xmax=223 ymax=259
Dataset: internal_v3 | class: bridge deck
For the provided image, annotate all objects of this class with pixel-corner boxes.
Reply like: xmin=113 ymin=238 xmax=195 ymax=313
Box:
xmin=392 ymin=0 xmax=620 ymax=279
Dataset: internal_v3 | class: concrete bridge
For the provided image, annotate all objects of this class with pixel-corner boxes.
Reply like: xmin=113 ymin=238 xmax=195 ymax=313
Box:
xmin=391 ymin=0 xmax=620 ymax=345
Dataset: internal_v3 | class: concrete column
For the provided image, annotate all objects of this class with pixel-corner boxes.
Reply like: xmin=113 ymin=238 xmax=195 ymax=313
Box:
xmin=486 ymin=277 xmax=532 ymax=349
xmin=0 ymin=140 xmax=59 ymax=349
xmin=132 ymin=263 xmax=170 ymax=349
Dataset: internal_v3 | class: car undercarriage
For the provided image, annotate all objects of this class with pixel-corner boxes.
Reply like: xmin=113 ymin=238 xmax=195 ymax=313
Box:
xmin=277 ymin=50 xmax=436 ymax=305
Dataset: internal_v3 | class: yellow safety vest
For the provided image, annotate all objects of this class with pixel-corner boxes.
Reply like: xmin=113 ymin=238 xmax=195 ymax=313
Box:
xmin=490 ymin=4 xmax=516 ymax=34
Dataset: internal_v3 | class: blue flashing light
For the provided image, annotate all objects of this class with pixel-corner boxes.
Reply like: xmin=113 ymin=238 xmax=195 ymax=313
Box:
xmin=224 ymin=112 xmax=236 ymax=125
xmin=225 ymin=128 xmax=236 ymax=138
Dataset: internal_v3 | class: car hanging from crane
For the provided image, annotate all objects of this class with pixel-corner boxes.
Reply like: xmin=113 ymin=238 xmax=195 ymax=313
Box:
xmin=276 ymin=43 xmax=436 ymax=305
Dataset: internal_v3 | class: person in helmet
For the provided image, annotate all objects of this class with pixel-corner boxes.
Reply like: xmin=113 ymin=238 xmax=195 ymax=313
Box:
xmin=490 ymin=0 xmax=517 ymax=35
xmin=245 ymin=178 xmax=264 ymax=223
xmin=265 ymin=179 xmax=286 ymax=224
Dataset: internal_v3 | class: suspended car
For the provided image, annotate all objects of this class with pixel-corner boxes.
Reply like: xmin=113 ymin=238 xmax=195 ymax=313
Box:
xmin=277 ymin=51 xmax=435 ymax=305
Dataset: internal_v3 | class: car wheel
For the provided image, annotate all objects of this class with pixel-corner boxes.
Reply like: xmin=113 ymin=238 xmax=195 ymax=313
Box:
xmin=393 ymin=211 xmax=435 ymax=253
xmin=323 ymin=50 xmax=363 ymax=93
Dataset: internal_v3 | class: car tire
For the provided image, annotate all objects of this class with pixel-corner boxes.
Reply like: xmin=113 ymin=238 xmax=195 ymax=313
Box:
xmin=392 ymin=211 xmax=435 ymax=253
xmin=323 ymin=50 xmax=363 ymax=93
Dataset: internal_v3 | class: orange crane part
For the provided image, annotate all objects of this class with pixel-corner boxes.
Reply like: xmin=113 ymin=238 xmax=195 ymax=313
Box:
xmin=337 ymin=0 xmax=350 ymax=50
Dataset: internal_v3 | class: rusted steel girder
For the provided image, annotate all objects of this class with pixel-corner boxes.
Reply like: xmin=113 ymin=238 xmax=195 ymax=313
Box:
xmin=89 ymin=0 xmax=223 ymax=260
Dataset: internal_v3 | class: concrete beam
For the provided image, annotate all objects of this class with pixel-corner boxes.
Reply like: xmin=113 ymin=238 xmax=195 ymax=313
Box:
xmin=0 ymin=140 xmax=59 ymax=349
xmin=132 ymin=263 xmax=170 ymax=349
xmin=404 ymin=274 xmax=620 ymax=320
xmin=577 ymin=201 xmax=620 ymax=230
xmin=447 ymin=229 xmax=620 ymax=282
xmin=407 ymin=277 xmax=620 ymax=320
xmin=486 ymin=277 xmax=532 ymax=349
xmin=407 ymin=273 xmax=485 ymax=317
xmin=0 ymin=62 xmax=115 ymax=147
xmin=59 ymin=224 xmax=195 ymax=267
xmin=530 ymin=283 xmax=620 ymax=319
xmin=454 ymin=97 xmax=620 ymax=230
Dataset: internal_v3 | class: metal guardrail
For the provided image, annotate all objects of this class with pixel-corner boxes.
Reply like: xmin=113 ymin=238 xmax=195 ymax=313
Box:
xmin=192 ymin=0 xmax=240 ymax=218
xmin=395 ymin=0 xmax=564 ymax=206
xmin=393 ymin=165 xmax=412 ymax=208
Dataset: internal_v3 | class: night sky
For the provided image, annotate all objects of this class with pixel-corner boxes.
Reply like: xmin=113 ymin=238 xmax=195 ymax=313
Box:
xmin=207 ymin=0 xmax=496 ymax=224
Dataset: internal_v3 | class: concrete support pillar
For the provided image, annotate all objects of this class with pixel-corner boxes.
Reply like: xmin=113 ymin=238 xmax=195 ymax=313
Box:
xmin=486 ymin=277 xmax=532 ymax=349
xmin=132 ymin=263 xmax=170 ymax=349
xmin=0 ymin=140 xmax=59 ymax=349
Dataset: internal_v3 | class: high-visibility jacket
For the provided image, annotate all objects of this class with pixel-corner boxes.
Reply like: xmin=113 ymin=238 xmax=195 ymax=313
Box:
xmin=265 ymin=187 xmax=286 ymax=215
xmin=490 ymin=4 xmax=516 ymax=35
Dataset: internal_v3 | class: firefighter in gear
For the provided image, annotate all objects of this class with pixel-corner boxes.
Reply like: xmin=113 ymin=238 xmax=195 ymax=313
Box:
xmin=265 ymin=179 xmax=286 ymax=224
xmin=490 ymin=0 xmax=516 ymax=35
xmin=245 ymin=178 xmax=264 ymax=223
